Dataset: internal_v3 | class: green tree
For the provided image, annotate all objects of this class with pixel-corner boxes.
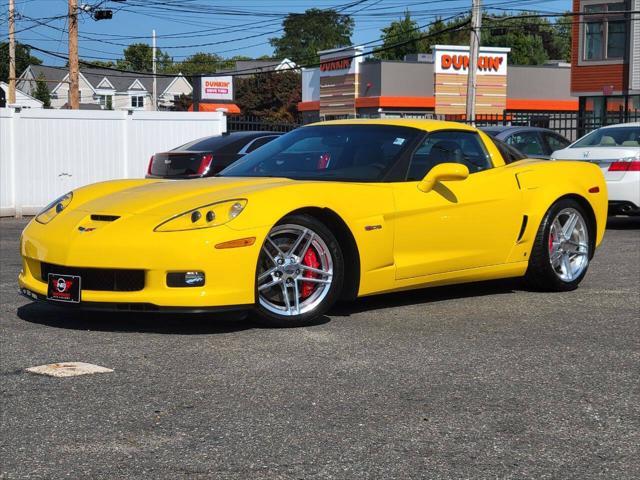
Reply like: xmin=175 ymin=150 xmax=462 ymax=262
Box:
xmin=34 ymin=73 xmax=51 ymax=108
xmin=0 ymin=42 xmax=42 ymax=83
xmin=171 ymin=93 xmax=192 ymax=111
xmin=118 ymin=43 xmax=173 ymax=72
xmin=80 ymin=59 xmax=116 ymax=69
xmin=235 ymin=71 xmax=301 ymax=122
xmin=423 ymin=17 xmax=469 ymax=52
xmin=269 ymin=8 xmax=354 ymax=65
xmin=374 ymin=11 xmax=428 ymax=60
xmin=482 ymin=14 xmax=550 ymax=65
xmin=168 ymin=52 xmax=222 ymax=76
xmin=411 ymin=13 xmax=571 ymax=65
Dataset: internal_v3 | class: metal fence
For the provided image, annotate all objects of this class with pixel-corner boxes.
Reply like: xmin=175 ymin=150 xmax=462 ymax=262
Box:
xmin=382 ymin=109 xmax=640 ymax=141
xmin=228 ymin=110 xmax=639 ymax=141
xmin=227 ymin=115 xmax=301 ymax=133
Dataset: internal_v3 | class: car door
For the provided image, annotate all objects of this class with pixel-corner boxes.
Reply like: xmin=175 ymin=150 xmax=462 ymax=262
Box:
xmin=391 ymin=130 xmax=524 ymax=280
xmin=505 ymin=130 xmax=547 ymax=159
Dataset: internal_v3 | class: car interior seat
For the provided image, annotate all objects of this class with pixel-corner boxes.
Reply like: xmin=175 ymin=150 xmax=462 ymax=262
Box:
xmin=599 ymin=135 xmax=617 ymax=146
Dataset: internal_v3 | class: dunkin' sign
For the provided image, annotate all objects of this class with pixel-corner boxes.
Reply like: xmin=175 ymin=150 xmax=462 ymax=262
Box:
xmin=318 ymin=46 xmax=363 ymax=78
xmin=320 ymin=57 xmax=353 ymax=73
xmin=434 ymin=45 xmax=509 ymax=76
xmin=200 ymin=75 xmax=233 ymax=101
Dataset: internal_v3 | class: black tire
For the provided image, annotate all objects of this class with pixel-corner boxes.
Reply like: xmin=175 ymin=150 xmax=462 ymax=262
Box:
xmin=525 ymin=198 xmax=592 ymax=292
xmin=252 ymin=214 xmax=344 ymax=328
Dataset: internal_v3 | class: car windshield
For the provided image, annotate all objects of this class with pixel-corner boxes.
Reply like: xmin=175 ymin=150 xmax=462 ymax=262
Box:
xmin=219 ymin=125 xmax=421 ymax=182
xmin=571 ymin=126 xmax=640 ymax=148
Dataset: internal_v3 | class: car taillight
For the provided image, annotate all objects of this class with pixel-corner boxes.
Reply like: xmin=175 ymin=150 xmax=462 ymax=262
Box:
xmin=609 ymin=160 xmax=640 ymax=171
xmin=197 ymin=153 xmax=214 ymax=175
xmin=147 ymin=155 xmax=154 ymax=175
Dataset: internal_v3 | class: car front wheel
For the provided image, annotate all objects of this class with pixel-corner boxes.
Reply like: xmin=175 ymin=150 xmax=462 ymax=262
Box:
xmin=254 ymin=214 xmax=344 ymax=327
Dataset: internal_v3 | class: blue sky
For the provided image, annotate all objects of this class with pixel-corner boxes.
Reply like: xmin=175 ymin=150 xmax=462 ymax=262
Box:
xmin=3 ymin=0 xmax=572 ymax=67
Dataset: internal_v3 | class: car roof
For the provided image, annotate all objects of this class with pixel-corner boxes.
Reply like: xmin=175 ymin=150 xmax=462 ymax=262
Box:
xmin=601 ymin=122 xmax=640 ymax=129
xmin=171 ymin=131 xmax=281 ymax=152
xmin=310 ymin=118 xmax=478 ymax=133
xmin=480 ymin=126 xmax=557 ymax=134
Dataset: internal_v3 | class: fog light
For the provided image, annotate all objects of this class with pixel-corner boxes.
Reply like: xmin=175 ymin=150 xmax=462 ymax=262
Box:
xmin=166 ymin=271 xmax=205 ymax=287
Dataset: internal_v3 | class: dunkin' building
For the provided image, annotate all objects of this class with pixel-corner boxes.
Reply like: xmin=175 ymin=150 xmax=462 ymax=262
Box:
xmin=299 ymin=45 xmax=578 ymax=123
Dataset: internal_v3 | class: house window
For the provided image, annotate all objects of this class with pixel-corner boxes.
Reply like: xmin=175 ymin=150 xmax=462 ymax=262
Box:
xmin=98 ymin=95 xmax=113 ymax=108
xmin=583 ymin=2 xmax=627 ymax=61
xmin=131 ymin=95 xmax=144 ymax=108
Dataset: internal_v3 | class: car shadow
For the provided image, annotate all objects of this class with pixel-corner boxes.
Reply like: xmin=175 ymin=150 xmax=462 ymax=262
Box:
xmin=606 ymin=216 xmax=640 ymax=230
xmin=330 ymin=278 xmax=521 ymax=317
xmin=17 ymin=302 xmax=332 ymax=333
xmin=18 ymin=280 xmax=521 ymax=331
xmin=16 ymin=303 xmax=258 ymax=334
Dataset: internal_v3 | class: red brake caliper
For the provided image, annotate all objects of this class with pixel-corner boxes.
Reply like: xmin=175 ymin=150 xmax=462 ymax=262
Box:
xmin=301 ymin=247 xmax=320 ymax=299
xmin=549 ymin=232 xmax=554 ymax=252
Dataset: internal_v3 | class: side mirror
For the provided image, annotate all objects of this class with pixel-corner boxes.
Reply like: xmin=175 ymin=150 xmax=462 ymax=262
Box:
xmin=417 ymin=163 xmax=469 ymax=193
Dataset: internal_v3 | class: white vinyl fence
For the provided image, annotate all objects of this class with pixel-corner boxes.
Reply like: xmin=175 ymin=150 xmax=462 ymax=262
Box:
xmin=0 ymin=108 xmax=226 ymax=217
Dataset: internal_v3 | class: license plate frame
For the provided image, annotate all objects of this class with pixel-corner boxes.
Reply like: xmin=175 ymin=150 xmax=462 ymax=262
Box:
xmin=47 ymin=273 xmax=81 ymax=303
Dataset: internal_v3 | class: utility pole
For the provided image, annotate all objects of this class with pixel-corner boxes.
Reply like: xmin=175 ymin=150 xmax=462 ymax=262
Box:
xmin=465 ymin=0 xmax=481 ymax=123
xmin=8 ymin=0 xmax=16 ymax=104
xmin=68 ymin=0 xmax=79 ymax=109
xmin=152 ymin=29 xmax=157 ymax=111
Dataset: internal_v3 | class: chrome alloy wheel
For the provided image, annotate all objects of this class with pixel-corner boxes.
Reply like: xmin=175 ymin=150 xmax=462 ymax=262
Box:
xmin=548 ymin=207 xmax=589 ymax=282
xmin=257 ymin=224 xmax=334 ymax=317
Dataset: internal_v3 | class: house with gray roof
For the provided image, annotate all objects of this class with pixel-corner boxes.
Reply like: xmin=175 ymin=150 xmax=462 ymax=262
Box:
xmin=218 ymin=58 xmax=298 ymax=78
xmin=17 ymin=65 xmax=192 ymax=111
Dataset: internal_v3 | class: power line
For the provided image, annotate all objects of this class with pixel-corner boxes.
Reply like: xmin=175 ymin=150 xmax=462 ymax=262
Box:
xmin=24 ymin=17 xmax=472 ymax=80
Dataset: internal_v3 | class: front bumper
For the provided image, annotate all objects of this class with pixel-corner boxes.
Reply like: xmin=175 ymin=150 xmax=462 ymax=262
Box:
xmin=19 ymin=287 xmax=251 ymax=313
xmin=18 ymin=213 xmax=269 ymax=309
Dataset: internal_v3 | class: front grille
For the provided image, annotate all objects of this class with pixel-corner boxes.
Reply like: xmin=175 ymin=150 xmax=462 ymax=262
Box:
xmin=40 ymin=263 xmax=145 ymax=292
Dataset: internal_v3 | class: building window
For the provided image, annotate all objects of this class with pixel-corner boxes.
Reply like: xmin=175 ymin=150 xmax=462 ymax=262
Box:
xmin=98 ymin=95 xmax=113 ymax=109
xmin=583 ymin=2 xmax=626 ymax=61
xmin=131 ymin=95 xmax=144 ymax=108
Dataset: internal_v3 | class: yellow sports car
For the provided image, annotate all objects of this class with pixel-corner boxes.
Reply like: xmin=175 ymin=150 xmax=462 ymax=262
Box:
xmin=19 ymin=120 xmax=607 ymax=327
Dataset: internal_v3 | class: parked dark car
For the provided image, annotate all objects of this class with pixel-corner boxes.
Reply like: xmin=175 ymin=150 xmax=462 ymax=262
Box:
xmin=489 ymin=137 xmax=528 ymax=164
xmin=146 ymin=131 xmax=282 ymax=179
xmin=481 ymin=126 xmax=571 ymax=159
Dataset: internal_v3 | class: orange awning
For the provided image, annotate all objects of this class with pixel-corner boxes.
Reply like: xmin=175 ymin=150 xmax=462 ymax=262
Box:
xmin=188 ymin=103 xmax=241 ymax=114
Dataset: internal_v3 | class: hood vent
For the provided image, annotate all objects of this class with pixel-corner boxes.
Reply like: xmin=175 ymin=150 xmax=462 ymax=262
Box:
xmin=91 ymin=214 xmax=120 ymax=222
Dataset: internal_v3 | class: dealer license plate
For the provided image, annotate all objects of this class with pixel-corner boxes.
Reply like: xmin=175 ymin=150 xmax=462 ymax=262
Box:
xmin=47 ymin=273 xmax=81 ymax=303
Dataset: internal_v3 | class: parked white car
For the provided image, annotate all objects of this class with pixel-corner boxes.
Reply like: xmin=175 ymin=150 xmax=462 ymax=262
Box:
xmin=551 ymin=123 xmax=640 ymax=216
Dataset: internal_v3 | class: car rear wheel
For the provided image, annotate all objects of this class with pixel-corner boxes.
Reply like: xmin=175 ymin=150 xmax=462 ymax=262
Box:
xmin=254 ymin=215 xmax=344 ymax=327
xmin=525 ymin=199 xmax=592 ymax=291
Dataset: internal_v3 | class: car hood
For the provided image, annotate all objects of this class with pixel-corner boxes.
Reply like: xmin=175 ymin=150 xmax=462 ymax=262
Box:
xmin=74 ymin=176 xmax=295 ymax=216
xmin=551 ymin=146 xmax=640 ymax=161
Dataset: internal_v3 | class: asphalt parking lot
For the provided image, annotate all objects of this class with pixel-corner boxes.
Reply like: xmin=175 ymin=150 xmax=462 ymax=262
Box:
xmin=1 ymin=216 xmax=638 ymax=479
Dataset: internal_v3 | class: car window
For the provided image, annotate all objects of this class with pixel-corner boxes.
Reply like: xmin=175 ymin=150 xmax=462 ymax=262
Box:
xmin=505 ymin=131 xmax=545 ymax=156
xmin=245 ymin=136 xmax=278 ymax=153
xmin=571 ymin=126 xmax=640 ymax=147
xmin=491 ymin=137 xmax=526 ymax=164
xmin=406 ymin=131 xmax=492 ymax=181
xmin=220 ymin=125 xmax=422 ymax=182
xmin=544 ymin=132 xmax=570 ymax=152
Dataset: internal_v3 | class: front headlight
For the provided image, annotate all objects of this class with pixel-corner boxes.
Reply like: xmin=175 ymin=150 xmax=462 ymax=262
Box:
xmin=35 ymin=192 xmax=73 ymax=224
xmin=154 ymin=199 xmax=247 ymax=232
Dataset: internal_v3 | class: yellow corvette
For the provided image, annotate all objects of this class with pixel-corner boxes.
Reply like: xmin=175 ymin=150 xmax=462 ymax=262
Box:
xmin=19 ymin=119 xmax=607 ymax=327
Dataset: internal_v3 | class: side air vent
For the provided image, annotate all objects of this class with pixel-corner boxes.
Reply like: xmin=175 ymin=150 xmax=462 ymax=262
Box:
xmin=91 ymin=214 xmax=120 ymax=222
xmin=516 ymin=215 xmax=528 ymax=243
